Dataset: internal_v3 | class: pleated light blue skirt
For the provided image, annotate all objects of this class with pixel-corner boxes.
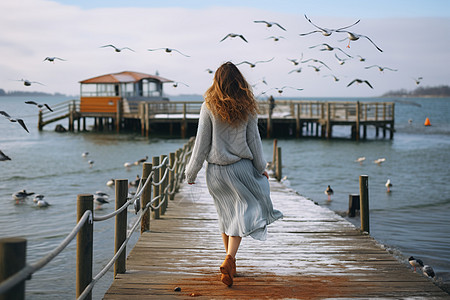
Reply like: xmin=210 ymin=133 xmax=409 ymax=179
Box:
xmin=206 ymin=159 xmax=283 ymax=241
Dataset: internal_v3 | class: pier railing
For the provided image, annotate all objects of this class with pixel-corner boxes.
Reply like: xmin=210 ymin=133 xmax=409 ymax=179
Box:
xmin=0 ymin=138 xmax=195 ymax=300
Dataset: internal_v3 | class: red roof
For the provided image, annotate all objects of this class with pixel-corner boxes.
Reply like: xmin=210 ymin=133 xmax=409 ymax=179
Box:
xmin=80 ymin=71 xmax=173 ymax=84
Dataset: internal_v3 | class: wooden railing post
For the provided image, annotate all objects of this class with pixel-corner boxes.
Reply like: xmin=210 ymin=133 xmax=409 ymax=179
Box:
xmin=160 ymin=154 xmax=168 ymax=215
xmin=356 ymin=101 xmax=360 ymax=141
xmin=114 ymin=179 xmax=128 ymax=277
xmin=141 ymin=162 xmax=152 ymax=233
xmin=169 ymin=152 xmax=175 ymax=200
xmin=76 ymin=194 xmax=93 ymax=300
xmin=275 ymin=147 xmax=282 ymax=181
xmin=152 ymin=156 xmax=160 ymax=219
xmin=359 ymin=175 xmax=370 ymax=233
xmin=272 ymin=139 xmax=277 ymax=170
xmin=0 ymin=238 xmax=27 ymax=300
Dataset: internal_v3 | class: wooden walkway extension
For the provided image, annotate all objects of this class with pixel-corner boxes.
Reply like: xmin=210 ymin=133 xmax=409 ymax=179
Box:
xmin=104 ymin=170 xmax=448 ymax=299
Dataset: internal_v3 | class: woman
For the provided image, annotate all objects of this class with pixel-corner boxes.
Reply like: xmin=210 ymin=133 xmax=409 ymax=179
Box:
xmin=185 ymin=62 xmax=283 ymax=287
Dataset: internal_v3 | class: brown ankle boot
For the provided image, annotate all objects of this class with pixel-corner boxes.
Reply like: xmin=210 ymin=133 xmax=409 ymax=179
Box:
xmin=220 ymin=255 xmax=234 ymax=287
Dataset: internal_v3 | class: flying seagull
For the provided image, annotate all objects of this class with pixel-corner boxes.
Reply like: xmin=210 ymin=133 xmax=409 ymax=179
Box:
xmin=172 ymin=82 xmax=190 ymax=88
xmin=25 ymin=101 xmax=53 ymax=112
xmin=265 ymin=36 xmax=286 ymax=42
xmin=0 ymin=150 xmax=11 ymax=161
xmin=15 ymin=79 xmax=45 ymax=86
xmin=236 ymin=57 xmax=274 ymax=68
xmin=301 ymin=58 xmax=332 ymax=70
xmin=288 ymin=67 xmax=303 ymax=74
xmin=412 ymin=77 xmax=423 ymax=85
xmin=287 ymin=58 xmax=300 ymax=66
xmin=43 ymin=57 xmax=66 ymax=63
xmin=337 ymin=30 xmax=383 ymax=52
xmin=323 ymin=74 xmax=340 ymax=82
xmin=309 ymin=43 xmax=352 ymax=58
xmin=300 ymin=14 xmax=360 ymax=37
xmin=262 ymin=86 xmax=303 ymax=95
xmin=100 ymin=44 xmax=135 ymax=52
xmin=347 ymin=79 xmax=373 ymax=89
xmin=365 ymin=65 xmax=398 ymax=72
xmin=0 ymin=111 xmax=29 ymax=133
xmin=308 ymin=65 xmax=322 ymax=72
xmin=220 ymin=33 xmax=248 ymax=43
xmin=147 ymin=47 xmax=190 ymax=57
xmin=254 ymin=20 xmax=286 ymax=31
xmin=334 ymin=53 xmax=349 ymax=65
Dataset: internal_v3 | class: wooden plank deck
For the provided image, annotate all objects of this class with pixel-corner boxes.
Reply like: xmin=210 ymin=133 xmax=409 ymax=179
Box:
xmin=103 ymin=169 xmax=447 ymax=299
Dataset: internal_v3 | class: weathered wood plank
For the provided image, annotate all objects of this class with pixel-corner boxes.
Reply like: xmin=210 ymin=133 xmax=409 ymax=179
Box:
xmin=103 ymin=169 xmax=448 ymax=299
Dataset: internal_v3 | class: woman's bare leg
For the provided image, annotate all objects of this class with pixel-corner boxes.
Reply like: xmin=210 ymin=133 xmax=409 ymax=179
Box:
xmin=221 ymin=233 xmax=229 ymax=253
xmin=227 ymin=236 xmax=242 ymax=258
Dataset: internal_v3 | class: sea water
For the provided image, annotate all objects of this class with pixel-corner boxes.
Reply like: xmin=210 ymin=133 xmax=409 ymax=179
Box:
xmin=0 ymin=95 xmax=449 ymax=298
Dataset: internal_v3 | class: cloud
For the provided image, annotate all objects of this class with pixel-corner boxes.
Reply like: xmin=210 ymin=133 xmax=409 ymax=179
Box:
xmin=1 ymin=0 xmax=449 ymax=97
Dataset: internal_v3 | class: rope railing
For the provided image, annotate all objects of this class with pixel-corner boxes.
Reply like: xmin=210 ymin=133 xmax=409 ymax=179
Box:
xmin=0 ymin=137 xmax=195 ymax=300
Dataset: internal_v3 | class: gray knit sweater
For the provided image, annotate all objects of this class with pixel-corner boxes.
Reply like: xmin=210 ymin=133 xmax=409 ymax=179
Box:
xmin=185 ymin=102 xmax=266 ymax=183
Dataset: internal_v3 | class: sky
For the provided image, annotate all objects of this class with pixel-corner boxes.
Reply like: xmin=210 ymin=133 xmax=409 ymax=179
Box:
xmin=1 ymin=0 xmax=449 ymax=98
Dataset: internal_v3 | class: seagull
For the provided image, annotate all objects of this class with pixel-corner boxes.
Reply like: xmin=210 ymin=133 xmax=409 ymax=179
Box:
xmin=408 ymin=256 xmax=424 ymax=272
xmin=43 ymin=57 xmax=66 ymax=63
xmin=323 ymin=74 xmax=340 ymax=82
xmin=220 ymin=33 xmax=248 ymax=43
xmin=95 ymin=191 xmax=109 ymax=198
xmin=205 ymin=68 xmax=214 ymax=74
xmin=265 ymin=36 xmax=286 ymax=42
xmin=308 ymin=65 xmax=322 ymax=73
xmin=124 ymin=162 xmax=133 ymax=169
xmin=423 ymin=265 xmax=435 ymax=278
xmin=100 ymin=44 xmax=135 ymax=52
xmin=82 ymin=152 xmax=89 ymax=157
xmin=309 ymin=43 xmax=352 ymax=58
xmin=134 ymin=155 xmax=148 ymax=165
xmin=288 ymin=68 xmax=302 ymax=74
xmin=287 ymin=58 xmax=300 ymax=66
xmin=356 ymin=55 xmax=366 ymax=62
xmin=88 ymin=160 xmax=94 ymax=168
xmin=262 ymin=86 xmax=303 ymax=95
xmin=324 ymin=185 xmax=334 ymax=201
xmin=15 ymin=79 xmax=45 ymax=86
xmin=355 ymin=157 xmax=366 ymax=164
xmin=299 ymin=14 xmax=360 ymax=37
xmin=347 ymin=79 xmax=373 ymax=89
xmin=0 ymin=150 xmax=11 ymax=161
xmin=374 ymin=158 xmax=386 ymax=165
xmin=412 ymin=77 xmax=423 ymax=85
xmin=236 ymin=57 xmax=274 ymax=68
xmin=12 ymin=190 xmax=34 ymax=201
xmin=365 ymin=65 xmax=397 ymax=72
xmin=94 ymin=194 xmax=109 ymax=210
xmin=336 ymin=30 xmax=383 ymax=52
xmin=106 ymin=179 xmax=115 ymax=187
xmin=300 ymin=58 xmax=332 ymax=70
xmin=0 ymin=111 xmax=30 ymax=133
xmin=33 ymin=194 xmax=50 ymax=207
xmin=133 ymin=197 xmax=141 ymax=214
xmin=172 ymin=82 xmax=189 ymax=88
xmin=129 ymin=175 xmax=141 ymax=188
xmin=254 ymin=20 xmax=286 ymax=31
xmin=385 ymin=179 xmax=392 ymax=192
xmin=25 ymin=101 xmax=53 ymax=112
xmin=147 ymin=48 xmax=190 ymax=57
xmin=334 ymin=53 xmax=349 ymax=65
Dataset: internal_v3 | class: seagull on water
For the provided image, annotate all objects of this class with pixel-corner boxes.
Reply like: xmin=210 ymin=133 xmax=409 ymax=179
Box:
xmin=33 ymin=194 xmax=50 ymax=207
xmin=309 ymin=43 xmax=352 ymax=58
xmin=236 ymin=57 xmax=274 ymax=68
xmin=220 ymin=33 xmax=248 ymax=43
xmin=13 ymin=190 xmax=35 ymax=201
xmin=134 ymin=155 xmax=148 ymax=165
xmin=365 ymin=65 xmax=398 ymax=72
xmin=25 ymin=101 xmax=53 ymax=112
xmin=385 ymin=179 xmax=392 ymax=192
xmin=124 ymin=162 xmax=133 ymax=169
xmin=0 ymin=111 xmax=29 ymax=133
xmin=88 ymin=160 xmax=94 ymax=168
xmin=347 ymin=79 xmax=373 ymax=89
xmin=82 ymin=152 xmax=89 ymax=157
xmin=147 ymin=48 xmax=190 ymax=57
xmin=106 ymin=179 xmax=115 ymax=187
xmin=129 ymin=175 xmax=141 ymax=188
xmin=0 ymin=150 xmax=11 ymax=161
xmin=423 ymin=265 xmax=435 ymax=278
xmin=94 ymin=194 xmax=109 ymax=210
xmin=408 ymin=256 xmax=424 ymax=272
xmin=15 ymin=79 xmax=45 ymax=86
xmin=43 ymin=56 xmax=66 ymax=63
xmin=254 ymin=20 xmax=286 ymax=31
xmin=100 ymin=44 xmax=135 ymax=52
xmin=336 ymin=30 xmax=383 ymax=52
xmin=355 ymin=157 xmax=366 ymax=164
xmin=299 ymin=14 xmax=360 ymax=37
xmin=374 ymin=158 xmax=386 ymax=165
xmin=324 ymin=185 xmax=334 ymax=201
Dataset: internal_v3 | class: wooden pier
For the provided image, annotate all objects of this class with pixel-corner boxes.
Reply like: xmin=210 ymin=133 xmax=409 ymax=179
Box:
xmin=103 ymin=169 xmax=447 ymax=299
xmin=39 ymin=100 xmax=395 ymax=140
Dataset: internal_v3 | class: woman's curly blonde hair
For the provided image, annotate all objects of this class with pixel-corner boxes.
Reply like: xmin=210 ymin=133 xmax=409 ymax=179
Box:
xmin=204 ymin=62 xmax=257 ymax=126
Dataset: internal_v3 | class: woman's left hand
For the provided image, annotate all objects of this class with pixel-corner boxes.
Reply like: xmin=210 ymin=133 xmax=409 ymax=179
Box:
xmin=262 ymin=171 xmax=269 ymax=179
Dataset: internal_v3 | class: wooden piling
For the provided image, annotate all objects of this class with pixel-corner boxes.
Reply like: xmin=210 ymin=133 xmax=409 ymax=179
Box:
xmin=76 ymin=194 xmax=93 ymax=300
xmin=114 ymin=179 xmax=128 ymax=277
xmin=152 ymin=156 xmax=160 ymax=219
xmin=169 ymin=152 xmax=175 ymax=201
xmin=140 ymin=162 xmax=152 ymax=233
xmin=359 ymin=175 xmax=369 ymax=233
xmin=275 ymin=147 xmax=282 ymax=181
xmin=160 ymin=155 xmax=168 ymax=215
xmin=272 ymin=139 xmax=277 ymax=170
xmin=0 ymin=238 xmax=27 ymax=300
xmin=348 ymin=194 xmax=360 ymax=218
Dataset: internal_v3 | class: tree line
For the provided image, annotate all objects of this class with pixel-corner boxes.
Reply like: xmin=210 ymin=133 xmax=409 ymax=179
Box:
xmin=382 ymin=85 xmax=450 ymax=97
